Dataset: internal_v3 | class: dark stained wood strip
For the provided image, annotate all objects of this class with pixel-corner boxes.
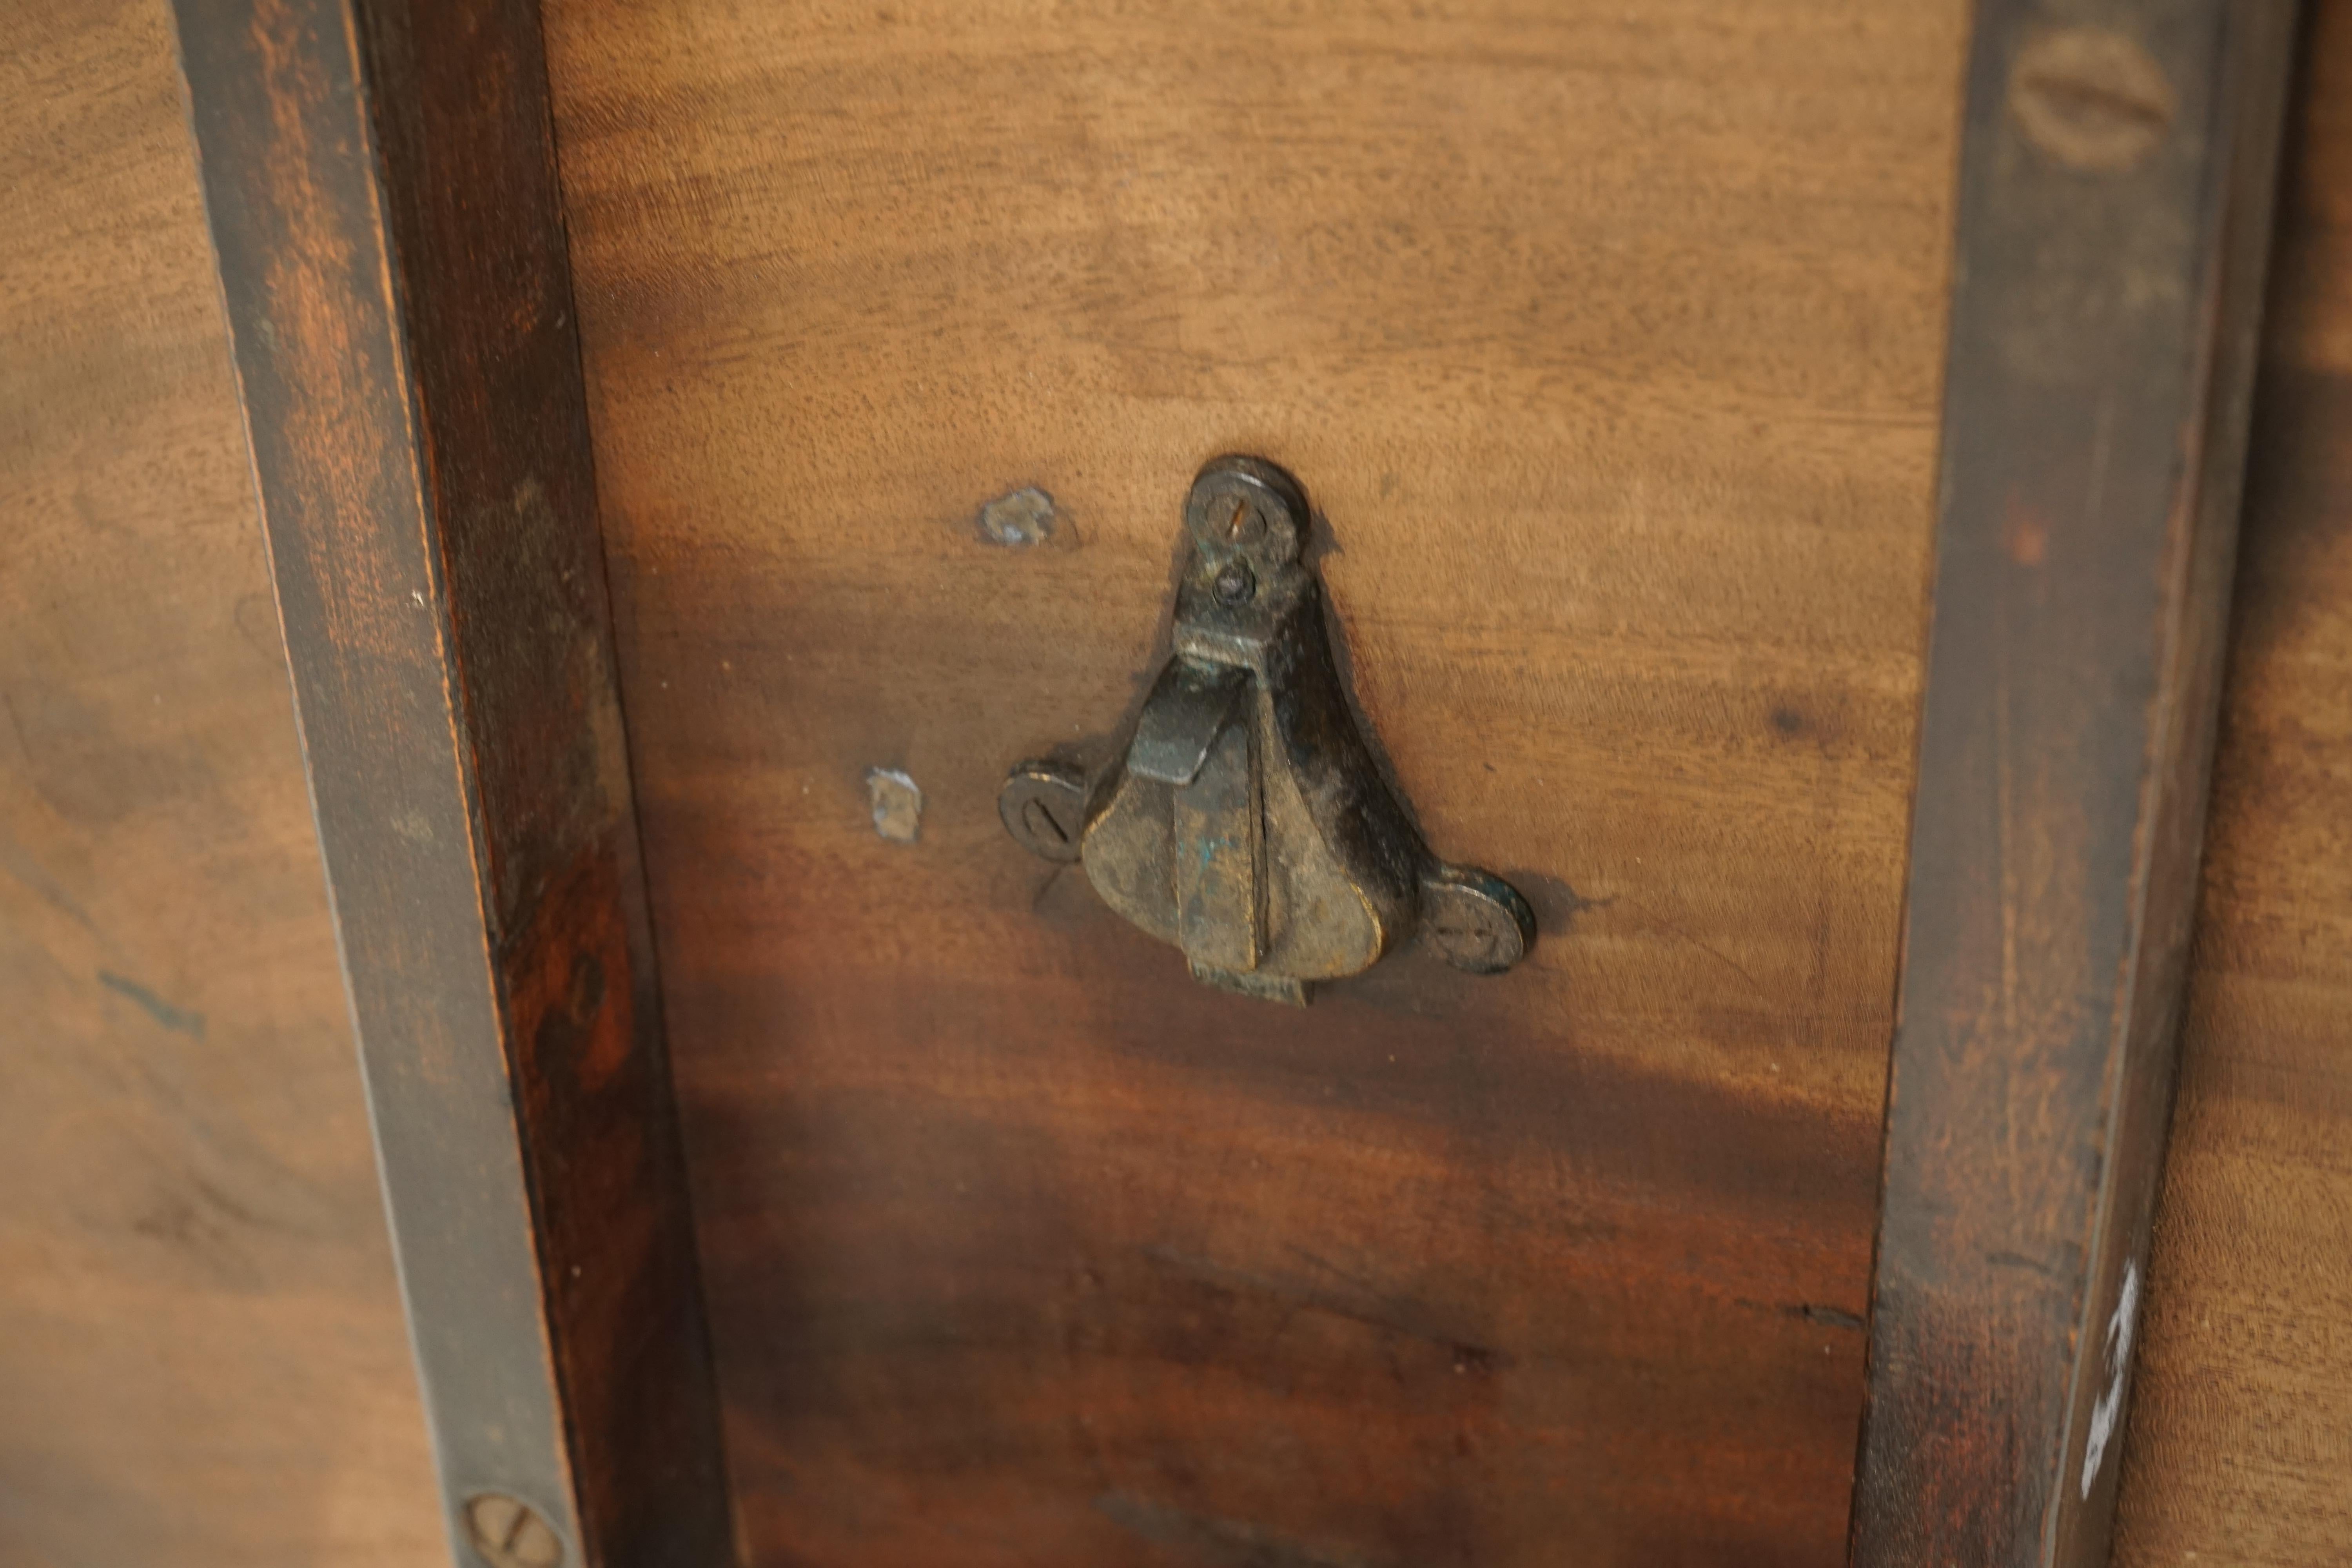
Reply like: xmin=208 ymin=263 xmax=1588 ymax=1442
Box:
xmin=2113 ymin=4 xmax=2352 ymax=1552
xmin=1851 ymin=2 xmax=2298 ymax=1564
xmin=167 ymin=0 xmax=731 ymax=1562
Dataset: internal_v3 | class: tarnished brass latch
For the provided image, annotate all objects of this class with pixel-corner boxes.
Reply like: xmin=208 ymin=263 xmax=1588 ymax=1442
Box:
xmin=999 ymin=456 xmax=1533 ymax=1004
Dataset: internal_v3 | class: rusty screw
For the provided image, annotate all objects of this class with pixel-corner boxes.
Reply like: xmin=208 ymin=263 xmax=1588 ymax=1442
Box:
xmin=462 ymin=1494 xmax=563 ymax=1568
xmin=998 ymin=759 xmax=1089 ymax=863
xmin=1183 ymin=457 xmax=1306 ymax=567
xmin=2009 ymin=28 xmax=2174 ymax=173
xmin=1420 ymin=870 xmax=1536 ymax=976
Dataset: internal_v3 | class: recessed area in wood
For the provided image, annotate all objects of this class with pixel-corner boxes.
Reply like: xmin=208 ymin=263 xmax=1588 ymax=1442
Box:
xmin=539 ymin=1 xmax=1965 ymax=1559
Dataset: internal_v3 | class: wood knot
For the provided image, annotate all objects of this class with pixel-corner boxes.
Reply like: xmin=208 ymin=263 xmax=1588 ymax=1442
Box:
xmin=2009 ymin=28 xmax=2174 ymax=173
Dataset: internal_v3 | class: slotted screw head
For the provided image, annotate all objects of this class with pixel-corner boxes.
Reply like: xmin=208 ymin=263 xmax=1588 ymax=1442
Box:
xmin=999 ymin=759 xmax=1089 ymax=863
xmin=462 ymin=1494 xmax=563 ymax=1568
xmin=1183 ymin=455 xmax=1307 ymax=567
xmin=1421 ymin=868 xmax=1536 ymax=975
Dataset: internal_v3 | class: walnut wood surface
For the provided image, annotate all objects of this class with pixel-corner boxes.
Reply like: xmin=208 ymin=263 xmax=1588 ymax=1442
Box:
xmin=541 ymin=1 xmax=1966 ymax=1560
xmin=1849 ymin=3 xmax=2296 ymax=1564
xmin=169 ymin=0 xmax=731 ymax=1561
xmin=16 ymin=0 xmax=2352 ymax=1561
xmin=2113 ymin=3 xmax=2352 ymax=1559
xmin=0 ymin=1 xmax=440 ymax=1563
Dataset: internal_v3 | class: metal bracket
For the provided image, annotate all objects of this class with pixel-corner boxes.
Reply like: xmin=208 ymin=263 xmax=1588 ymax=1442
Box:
xmin=1000 ymin=455 xmax=1533 ymax=1004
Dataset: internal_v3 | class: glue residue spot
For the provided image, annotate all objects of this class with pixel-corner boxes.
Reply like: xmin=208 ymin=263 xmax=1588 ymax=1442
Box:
xmin=866 ymin=768 xmax=923 ymax=843
xmin=977 ymin=487 xmax=1060 ymax=548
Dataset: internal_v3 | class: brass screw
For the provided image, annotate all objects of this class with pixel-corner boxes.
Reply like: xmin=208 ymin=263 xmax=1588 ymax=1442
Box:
xmin=463 ymin=1494 xmax=564 ymax=1568
xmin=2009 ymin=28 xmax=2174 ymax=173
xmin=999 ymin=760 xmax=1088 ymax=864
xmin=1420 ymin=874 xmax=1534 ymax=976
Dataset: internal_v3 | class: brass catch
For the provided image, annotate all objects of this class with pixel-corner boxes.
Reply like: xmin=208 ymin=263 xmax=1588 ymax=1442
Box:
xmin=999 ymin=456 xmax=1533 ymax=1004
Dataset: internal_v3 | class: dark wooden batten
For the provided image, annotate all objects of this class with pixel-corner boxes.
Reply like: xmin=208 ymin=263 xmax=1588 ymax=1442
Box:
xmin=1851 ymin=3 xmax=2298 ymax=1564
xmin=167 ymin=0 xmax=733 ymax=1561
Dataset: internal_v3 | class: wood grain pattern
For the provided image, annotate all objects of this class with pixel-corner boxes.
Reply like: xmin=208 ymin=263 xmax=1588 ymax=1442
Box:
xmin=0 ymin=0 xmax=440 ymax=1563
xmin=1849 ymin=3 xmax=2296 ymax=1565
xmin=2113 ymin=2 xmax=2352 ymax=1559
xmin=170 ymin=0 xmax=731 ymax=1561
xmin=541 ymin=1 xmax=1966 ymax=1560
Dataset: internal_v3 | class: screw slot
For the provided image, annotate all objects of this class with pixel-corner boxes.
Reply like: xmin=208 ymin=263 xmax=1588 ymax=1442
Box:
xmin=1022 ymin=795 xmax=1071 ymax=847
xmin=1221 ymin=496 xmax=1264 ymax=546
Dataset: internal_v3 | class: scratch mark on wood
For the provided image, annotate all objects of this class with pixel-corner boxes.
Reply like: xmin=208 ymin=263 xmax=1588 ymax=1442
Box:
xmin=0 ymin=833 xmax=98 ymax=931
xmin=1994 ymin=587 xmax=2021 ymax=1037
xmin=1646 ymin=910 xmax=1769 ymax=1000
xmin=2079 ymin=1260 xmax=2141 ymax=1498
xmin=1094 ymin=1490 xmax=1382 ymax=1568
xmin=1986 ymin=1248 xmax=2063 ymax=1279
xmin=1143 ymin=1245 xmax=1508 ymax=1369
xmin=1797 ymin=1303 xmax=1867 ymax=1331
xmin=97 ymin=970 xmax=207 ymax=1039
